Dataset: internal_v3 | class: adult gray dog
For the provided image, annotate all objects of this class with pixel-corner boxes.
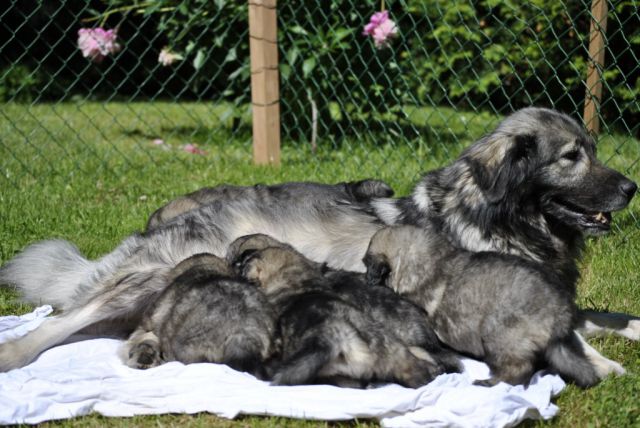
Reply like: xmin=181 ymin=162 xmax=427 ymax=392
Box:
xmin=0 ymin=107 xmax=636 ymax=376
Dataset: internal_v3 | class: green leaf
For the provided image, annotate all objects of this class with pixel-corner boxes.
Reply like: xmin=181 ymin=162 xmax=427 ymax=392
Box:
xmin=286 ymin=47 xmax=299 ymax=66
xmin=329 ymin=102 xmax=342 ymax=121
xmin=280 ymin=64 xmax=291 ymax=80
xmin=193 ymin=49 xmax=206 ymax=70
xmin=332 ymin=28 xmax=353 ymax=42
xmin=302 ymin=57 xmax=316 ymax=78
xmin=223 ymin=47 xmax=237 ymax=64
xmin=289 ymin=25 xmax=308 ymax=36
xmin=228 ymin=63 xmax=248 ymax=80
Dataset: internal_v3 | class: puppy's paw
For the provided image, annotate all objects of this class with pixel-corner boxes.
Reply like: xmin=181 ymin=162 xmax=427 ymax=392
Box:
xmin=472 ymin=378 xmax=500 ymax=387
xmin=127 ymin=341 xmax=162 ymax=370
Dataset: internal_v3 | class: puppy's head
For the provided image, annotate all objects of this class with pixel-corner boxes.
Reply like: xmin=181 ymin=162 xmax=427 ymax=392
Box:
xmin=233 ymin=246 xmax=319 ymax=294
xmin=226 ymin=234 xmax=293 ymax=266
xmin=168 ymin=253 xmax=233 ymax=283
xmin=364 ymin=226 xmax=439 ymax=294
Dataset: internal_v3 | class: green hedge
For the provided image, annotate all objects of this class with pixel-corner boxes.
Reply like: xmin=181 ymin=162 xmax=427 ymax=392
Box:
xmin=2 ymin=0 xmax=638 ymax=136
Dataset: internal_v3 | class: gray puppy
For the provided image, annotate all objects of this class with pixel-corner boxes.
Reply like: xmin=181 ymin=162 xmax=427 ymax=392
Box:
xmin=229 ymin=234 xmax=461 ymax=388
xmin=122 ymin=253 xmax=274 ymax=377
xmin=364 ymin=225 xmax=600 ymax=387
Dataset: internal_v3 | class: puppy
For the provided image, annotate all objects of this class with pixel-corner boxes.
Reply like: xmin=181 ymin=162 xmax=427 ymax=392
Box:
xmin=122 ymin=253 xmax=275 ymax=377
xmin=364 ymin=225 xmax=601 ymax=387
xmin=230 ymin=234 xmax=460 ymax=388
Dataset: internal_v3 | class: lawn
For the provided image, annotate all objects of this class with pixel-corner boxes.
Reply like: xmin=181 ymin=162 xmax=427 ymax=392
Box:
xmin=1 ymin=102 xmax=640 ymax=427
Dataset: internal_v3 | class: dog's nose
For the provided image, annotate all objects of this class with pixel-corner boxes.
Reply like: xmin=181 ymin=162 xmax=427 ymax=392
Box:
xmin=620 ymin=180 xmax=638 ymax=199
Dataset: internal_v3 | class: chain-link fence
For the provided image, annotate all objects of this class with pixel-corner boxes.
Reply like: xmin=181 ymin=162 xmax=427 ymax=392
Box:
xmin=1 ymin=0 xmax=639 ymax=188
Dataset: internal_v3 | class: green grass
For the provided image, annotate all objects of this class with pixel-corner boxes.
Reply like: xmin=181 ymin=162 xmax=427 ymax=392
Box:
xmin=1 ymin=102 xmax=640 ymax=427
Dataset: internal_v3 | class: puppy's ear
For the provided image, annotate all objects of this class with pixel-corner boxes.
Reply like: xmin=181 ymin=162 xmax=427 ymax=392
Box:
xmin=233 ymin=249 xmax=258 ymax=276
xmin=468 ymin=134 xmax=537 ymax=203
xmin=363 ymin=253 xmax=391 ymax=288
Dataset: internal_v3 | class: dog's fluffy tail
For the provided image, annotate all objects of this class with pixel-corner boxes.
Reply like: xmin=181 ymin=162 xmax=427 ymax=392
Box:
xmin=0 ymin=239 xmax=96 ymax=311
xmin=545 ymin=332 xmax=600 ymax=388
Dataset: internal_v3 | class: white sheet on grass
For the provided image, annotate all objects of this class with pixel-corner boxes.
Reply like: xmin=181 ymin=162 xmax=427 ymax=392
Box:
xmin=0 ymin=306 xmax=565 ymax=427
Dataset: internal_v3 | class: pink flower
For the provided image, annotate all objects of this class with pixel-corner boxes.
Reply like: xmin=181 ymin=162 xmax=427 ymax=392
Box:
xmin=77 ymin=28 xmax=121 ymax=63
xmin=363 ymin=11 xmax=398 ymax=49
xmin=182 ymin=143 xmax=207 ymax=155
xmin=152 ymin=138 xmax=165 ymax=145
xmin=158 ymin=47 xmax=183 ymax=67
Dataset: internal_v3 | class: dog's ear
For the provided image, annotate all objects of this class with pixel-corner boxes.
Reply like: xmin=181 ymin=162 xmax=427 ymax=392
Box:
xmin=233 ymin=249 xmax=258 ymax=277
xmin=168 ymin=253 xmax=232 ymax=282
xmin=363 ymin=253 xmax=391 ymax=288
xmin=468 ymin=134 xmax=537 ymax=203
xmin=346 ymin=179 xmax=395 ymax=202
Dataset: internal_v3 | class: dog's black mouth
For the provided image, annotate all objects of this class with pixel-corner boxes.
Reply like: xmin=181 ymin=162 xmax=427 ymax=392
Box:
xmin=547 ymin=198 xmax=612 ymax=233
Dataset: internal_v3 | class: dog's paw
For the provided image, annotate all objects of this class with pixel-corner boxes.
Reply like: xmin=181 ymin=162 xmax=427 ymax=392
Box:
xmin=577 ymin=312 xmax=640 ymax=341
xmin=617 ymin=319 xmax=640 ymax=341
xmin=127 ymin=341 xmax=162 ymax=369
xmin=589 ymin=351 xmax=626 ymax=378
xmin=0 ymin=339 xmax=33 ymax=372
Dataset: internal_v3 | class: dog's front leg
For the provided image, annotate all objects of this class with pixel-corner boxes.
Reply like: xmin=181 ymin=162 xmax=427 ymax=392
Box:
xmin=0 ymin=301 xmax=103 ymax=371
xmin=574 ymin=330 xmax=626 ymax=378
xmin=577 ymin=310 xmax=640 ymax=341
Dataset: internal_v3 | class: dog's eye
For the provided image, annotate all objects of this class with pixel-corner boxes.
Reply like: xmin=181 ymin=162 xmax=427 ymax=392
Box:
xmin=562 ymin=150 xmax=580 ymax=161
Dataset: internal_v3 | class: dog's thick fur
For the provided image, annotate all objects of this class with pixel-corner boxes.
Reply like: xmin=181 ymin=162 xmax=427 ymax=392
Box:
xmin=146 ymin=179 xmax=394 ymax=230
xmin=364 ymin=225 xmax=599 ymax=387
xmin=121 ymin=253 xmax=274 ymax=376
xmin=229 ymin=234 xmax=460 ymax=387
xmin=0 ymin=107 xmax=636 ymax=373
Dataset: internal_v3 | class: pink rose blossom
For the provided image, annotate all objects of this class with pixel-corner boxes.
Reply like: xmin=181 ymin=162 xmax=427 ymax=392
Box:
xmin=363 ymin=11 xmax=398 ymax=49
xmin=182 ymin=143 xmax=207 ymax=155
xmin=77 ymin=28 xmax=121 ymax=63
xmin=158 ymin=47 xmax=183 ymax=66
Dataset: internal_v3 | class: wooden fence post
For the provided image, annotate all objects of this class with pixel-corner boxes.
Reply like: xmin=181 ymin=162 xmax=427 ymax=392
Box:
xmin=583 ymin=0 xmax=608 ymax=135
xmin=248 ymin=0 xmax=280 ymax=165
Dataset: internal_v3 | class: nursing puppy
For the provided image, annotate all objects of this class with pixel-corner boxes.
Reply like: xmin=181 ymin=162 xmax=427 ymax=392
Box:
xmin=364 ymin=225 xmax=600 ymax=387
xmin=122 ymin=253 xmax=274 ymax=377
xmin=229 ymin=234 xmax=460 ymax=388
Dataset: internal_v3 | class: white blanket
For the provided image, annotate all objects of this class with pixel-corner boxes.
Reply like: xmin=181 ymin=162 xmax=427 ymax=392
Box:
xmin=0 ymin=307 xmax=565 ymax=427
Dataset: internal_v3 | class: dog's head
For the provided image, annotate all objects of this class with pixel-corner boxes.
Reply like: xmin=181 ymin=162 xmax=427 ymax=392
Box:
xmin=231 ymin=244 xmax=320 ymax=294
xmin=462 ymin=107 xmax=636 ymax=235
xmin=168 ymin=253 xmax=234 ymax=283
xmin=363 ymin=226 xmax=441 ymax=294
xmin=226 ymin=233 xmax=294 ymax=266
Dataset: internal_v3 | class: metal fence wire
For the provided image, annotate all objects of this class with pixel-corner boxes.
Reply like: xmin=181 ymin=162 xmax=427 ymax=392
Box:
xmin=0 ymin=0 xmax=639 ymax=188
